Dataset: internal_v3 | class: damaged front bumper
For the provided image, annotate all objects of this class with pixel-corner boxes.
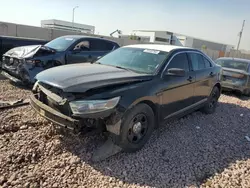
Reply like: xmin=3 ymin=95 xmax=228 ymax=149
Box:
xmin=1 ymin=70 xmax=23 ymax=83
xmin=1 ymin=59 xmax=42 ymax=84
xmin=30 ymin=93 xmax=123 ymax=135
xmin=30 ymin=94 xmax=81 ymax=132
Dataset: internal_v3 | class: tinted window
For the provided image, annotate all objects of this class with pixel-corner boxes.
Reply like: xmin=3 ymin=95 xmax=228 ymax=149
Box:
xmin=167 ymin=53 xmax=189 ymax=71
xmin=203 ymin=57 xmax=212 ymax=68
xmin=188 ymin=53 xmax=205 ymax=70
xmin=90 ymin=39 xmax=114 ymax=51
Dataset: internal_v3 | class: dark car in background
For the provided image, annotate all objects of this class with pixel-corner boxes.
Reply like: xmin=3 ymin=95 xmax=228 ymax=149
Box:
xmin=30 ymin=44 xmax=221 ymax=155
xmin=215 ymin=57 xmax=250 ymax=96
xmin=1 ymin=35 xmax=119 ymax=84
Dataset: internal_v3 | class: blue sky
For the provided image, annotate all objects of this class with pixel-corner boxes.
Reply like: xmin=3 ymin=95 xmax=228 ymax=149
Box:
xmin=1 ymin=0 xmax=250 ymax=50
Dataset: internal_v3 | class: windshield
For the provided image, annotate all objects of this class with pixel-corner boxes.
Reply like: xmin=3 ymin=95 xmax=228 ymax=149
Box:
xmin=97 ymin=47 xmax=168 ymax=74
xmin=45 ymin=37 xmax=77 ymax=52
xmin=215 ymin=59 xmax=249 ymax=71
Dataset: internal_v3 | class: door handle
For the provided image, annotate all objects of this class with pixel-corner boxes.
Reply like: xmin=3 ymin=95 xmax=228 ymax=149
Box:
xmin=187 ymin=76 xmax=193 ymax=82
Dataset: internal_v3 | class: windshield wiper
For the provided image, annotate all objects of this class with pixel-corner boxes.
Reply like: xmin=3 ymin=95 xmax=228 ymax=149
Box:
xmin=92 ymin=63 xmax=136 ymax=72
xmin=91 ymin=61 xmax=101 ymax=64
xmin=114 ymin=66 xmax=134 ymax=72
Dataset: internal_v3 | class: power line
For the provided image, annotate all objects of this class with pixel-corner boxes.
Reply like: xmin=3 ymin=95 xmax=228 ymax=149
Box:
xmin=236 ymin=20 xmax=245 ymax=51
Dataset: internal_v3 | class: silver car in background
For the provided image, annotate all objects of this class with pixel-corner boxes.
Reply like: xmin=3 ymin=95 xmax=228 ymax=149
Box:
xmin=215 ymin=57 xmax=250 ymax=96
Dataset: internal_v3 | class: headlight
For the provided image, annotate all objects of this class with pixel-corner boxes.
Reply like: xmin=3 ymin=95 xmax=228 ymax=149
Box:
xmin=69 ymin=96 xmax=120 ymax=115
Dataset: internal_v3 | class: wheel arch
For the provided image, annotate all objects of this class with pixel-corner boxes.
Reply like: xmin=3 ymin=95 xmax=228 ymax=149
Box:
xmin=214 ymin=82 xmax=221 ymax=93
xmin=137 ymin=100 xmax=160 ymax=128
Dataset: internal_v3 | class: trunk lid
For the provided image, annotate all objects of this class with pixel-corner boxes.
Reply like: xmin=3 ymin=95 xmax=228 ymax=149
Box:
xmin=221 ymin=67 xmax=248 ymax=84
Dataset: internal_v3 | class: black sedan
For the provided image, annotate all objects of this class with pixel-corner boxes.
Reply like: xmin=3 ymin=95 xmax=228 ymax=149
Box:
xmin=215 ymin=57 xmax=250 ymax=96
xmin=30 ymin=44 xmax=221 ymax=156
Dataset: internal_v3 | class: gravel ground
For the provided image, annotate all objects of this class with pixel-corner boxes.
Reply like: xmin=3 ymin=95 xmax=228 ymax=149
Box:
xmin=1 ymin=79 xmax=250 ymax=188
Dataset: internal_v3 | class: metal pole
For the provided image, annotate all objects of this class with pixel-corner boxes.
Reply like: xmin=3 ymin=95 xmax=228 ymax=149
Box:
xmin=236 ymin=20 xmax=245 ymax=51
xmin=72 ymin=6 xmax=79 ymax=31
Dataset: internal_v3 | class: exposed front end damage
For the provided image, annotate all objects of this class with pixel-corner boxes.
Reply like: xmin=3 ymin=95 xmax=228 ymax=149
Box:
xmin=31 ymin=82 xmax=123 ymax=133
xmin=1 ymin=45 xmax=57 ymax=84
xmin=30 ymin=82 xmax=124 ymax=161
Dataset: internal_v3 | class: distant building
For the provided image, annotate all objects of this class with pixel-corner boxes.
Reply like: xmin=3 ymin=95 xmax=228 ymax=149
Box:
xmin=118 ymin=34 xmax=150 ymax=43
xmin=132 ymin=30 xmax=173 ymax=45
xmin=41 ymin=19 xmax=95 ymax=34
xmin=131 ymin=30 xmax=234 ymax=52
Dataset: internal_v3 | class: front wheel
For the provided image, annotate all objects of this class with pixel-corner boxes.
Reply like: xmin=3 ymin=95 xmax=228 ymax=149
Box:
xmin=114 ymin=103 xmax=155 ymax=152
xmin=201 ymin=86 xmax=220 ymax=114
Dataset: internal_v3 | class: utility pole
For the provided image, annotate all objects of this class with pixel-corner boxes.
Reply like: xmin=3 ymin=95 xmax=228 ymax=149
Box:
xmin=72 ymin=6 xmax=79 ymax=31
xmin=236 ymin=20 xmax=245 ymax=51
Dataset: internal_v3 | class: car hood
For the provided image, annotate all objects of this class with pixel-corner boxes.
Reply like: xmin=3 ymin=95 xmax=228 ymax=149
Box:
xmin=36 ymin=63 xmax=153 ymax=93
xmin=3 ymin=45 xmax=55 ymax=59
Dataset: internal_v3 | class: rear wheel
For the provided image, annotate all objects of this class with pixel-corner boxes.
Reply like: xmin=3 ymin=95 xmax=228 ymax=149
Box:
xmin=114 ymin=103 xmax=155 ymax=152
xmin=201 ymin=86 xmax=220 ymax=114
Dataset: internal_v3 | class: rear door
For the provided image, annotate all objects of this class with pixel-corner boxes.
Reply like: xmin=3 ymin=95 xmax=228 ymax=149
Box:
xmin=187 ymin=52 xmax=215 ymax=103
xmin=88 ymin=39 xmax=117 ymax=61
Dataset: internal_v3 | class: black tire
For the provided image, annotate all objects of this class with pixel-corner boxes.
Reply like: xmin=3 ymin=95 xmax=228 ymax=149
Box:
xmin=115 ymin=103 xmax=155 ymax=152
xmin=243 ymin=89 xmax=250 ymax=97
xmin=201 ymin=86 xmax=220 ymax=114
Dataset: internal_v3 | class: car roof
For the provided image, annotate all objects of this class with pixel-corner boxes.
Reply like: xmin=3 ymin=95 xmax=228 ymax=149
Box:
xmin=217 ymin=57 xmax=250 ymax=63
xmin=58 ymin=35 xmax=118 ymax=44
xmin=123 ymin=44 xmax=192 ymax=52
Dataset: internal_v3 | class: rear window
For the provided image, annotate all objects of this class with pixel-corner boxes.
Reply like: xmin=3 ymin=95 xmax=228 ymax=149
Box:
xmin=215 ymin=59 xmax=249 ymax=71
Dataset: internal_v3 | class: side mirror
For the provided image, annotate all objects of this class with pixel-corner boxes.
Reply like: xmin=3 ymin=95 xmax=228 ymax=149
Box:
xmin=166 ymin=68 xmax=186 ymax=77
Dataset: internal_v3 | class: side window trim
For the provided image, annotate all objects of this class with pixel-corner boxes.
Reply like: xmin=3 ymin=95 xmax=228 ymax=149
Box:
xmin=161 ymin=51 xmax=191 ymax=78
xmin=162 ymin=52 xmax=190 ymax=75
xmin=161 ymin=50 xmax=214 ymax=78
xmin=186 ymin=52 xmax=194 ymax=71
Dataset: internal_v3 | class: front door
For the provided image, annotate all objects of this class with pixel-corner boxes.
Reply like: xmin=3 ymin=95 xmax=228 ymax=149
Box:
xmin=66 ymin=39 xmax=93 ymax=64
xmin=159 ymin=52 xmax=196 ymax=120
